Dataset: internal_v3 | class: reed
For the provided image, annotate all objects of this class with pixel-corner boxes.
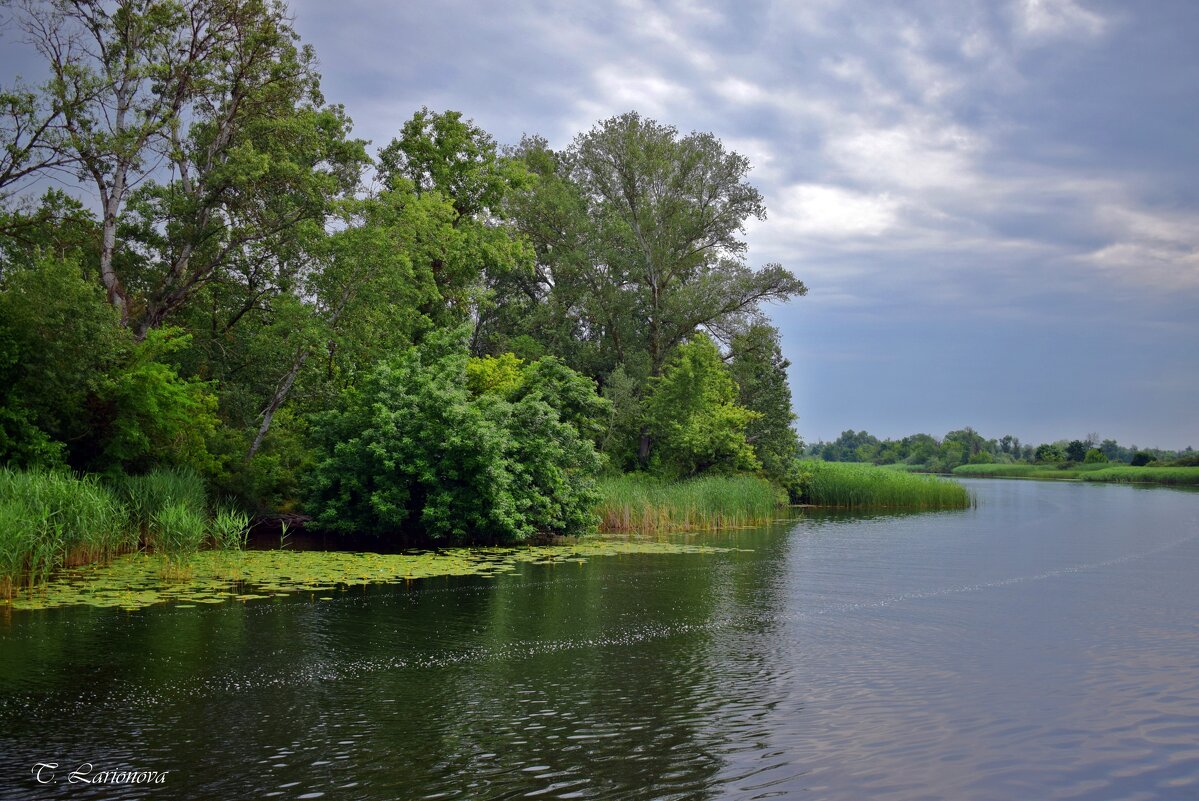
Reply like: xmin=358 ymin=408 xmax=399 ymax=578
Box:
xmin=115 ymin=467 xmax=207 ymax=539
xmin=1079 ymin=466 xmax=1199 ymax=486
xmin=0 ymin=469 xmax=132 ymax=597
xmin=596 ymin=474 xmax=782 ymax=533
xmin=801 ymin=461 xmax=972 ymax=510
xmin=210 ymin=507 xmax=251 ymax=550
xmin=952 ymin=464 xmax=1199 ymax=485
xmin=1 ymin=467 xmax=250 ymax=598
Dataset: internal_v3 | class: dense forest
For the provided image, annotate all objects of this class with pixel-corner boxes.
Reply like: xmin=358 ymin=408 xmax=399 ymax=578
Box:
xmin=0 ymin=0 xmax=807 ymax=545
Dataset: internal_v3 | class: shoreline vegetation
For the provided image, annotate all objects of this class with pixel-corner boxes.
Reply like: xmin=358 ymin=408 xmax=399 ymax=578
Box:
xmin=952 ymin=463 xmax=1199 ymax=485
xmin=3 ymin=463 xmax=974 ymax=603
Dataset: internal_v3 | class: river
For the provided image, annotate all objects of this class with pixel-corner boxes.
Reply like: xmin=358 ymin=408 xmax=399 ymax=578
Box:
xmin=1 ymin=478 xmax=1197 ymax=800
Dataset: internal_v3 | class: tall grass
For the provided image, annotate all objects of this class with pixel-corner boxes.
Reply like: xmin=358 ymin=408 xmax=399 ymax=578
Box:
xmin=953 ymin=463 xmax=1107 ymax=480
xmin=2 ymin=467 xmax=249 ymax=598
xmin=597 ymin=474 xmax=782 ymax=533
xmin=801 ymin=461 xmax=972 ymax=510
xmin=0 ymin=470 xmax=132 ymax=597
xmin=953 ymin=464 xmax=1199 ymax=486
xmin=1080 ymin=466 xmax=1199 ymax=486
xmin=115 ymin=467 xmax=207 ymax=539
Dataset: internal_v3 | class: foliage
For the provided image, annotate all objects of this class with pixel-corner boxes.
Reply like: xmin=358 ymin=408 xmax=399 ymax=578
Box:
xmin=1084 ymin=448 xmax=1108 ymax=464
xmin=304 ymin=332 xmax=604 ymax=543
xmin=91 ymin=329 xmax=221 ymax=475
xmin=600 ymin=364 xmax=647 ymax=473
xmin=729 ymin=323 xmax=802 ymax=485
xmin=1130 ymin=451 xmax=1153 ymax=467
xmin=645 ymin=334 xmax=760 ymax=477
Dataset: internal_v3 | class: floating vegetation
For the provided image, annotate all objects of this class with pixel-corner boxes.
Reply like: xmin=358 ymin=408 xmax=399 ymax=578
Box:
xmin=3 ymin=540 xmax=743 ymax=612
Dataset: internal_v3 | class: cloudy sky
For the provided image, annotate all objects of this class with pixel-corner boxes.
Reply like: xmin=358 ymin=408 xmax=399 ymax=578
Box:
xmin=8 ymin=0 xmax=1199 ymax=448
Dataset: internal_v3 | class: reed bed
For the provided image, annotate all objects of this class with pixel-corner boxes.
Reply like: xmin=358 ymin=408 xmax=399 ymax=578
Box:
xmin=0 ymin=469 xmax=133 ymax=597
xmin=952 ymin=463 xmax=1199 ymax=485
xmin=597 ymin=474 xmax=782 ymax=534
xmin=802 ymin=462 xmax=972 ymax=510
xmin=2 ymin=468 xmax=249 ymax=598
xmin=1079 ymin=466 xmax=1199 ymax=486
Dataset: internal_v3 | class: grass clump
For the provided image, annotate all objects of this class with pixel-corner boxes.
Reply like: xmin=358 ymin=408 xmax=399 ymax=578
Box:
xmin=799 ymin=461 xmax=972 ymax=510
xmin=2 ymin=467 xmax=252 ymax=597
xmin=0 ymin=469 xmax=132 ymax=597
xmin=597 ymin=474 xmax=782 ymax=533
xmin=115 ymin=467 xmax=207 ymax=538
xmin=210 ymin=508 xmax=251 ymax=550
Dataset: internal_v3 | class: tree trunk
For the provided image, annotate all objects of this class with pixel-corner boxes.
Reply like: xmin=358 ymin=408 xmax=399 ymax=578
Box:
xmin=246 ymin=350 xmax=308 ymax=462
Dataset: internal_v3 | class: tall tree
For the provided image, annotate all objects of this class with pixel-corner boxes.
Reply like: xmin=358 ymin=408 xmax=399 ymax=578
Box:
xmin=567 ymin=112 xmax=806 ymax=375
xmin=729 ymin=322 xmax=801 ymax=482
xmin=19 ymin=0 xmax=365 ymax=331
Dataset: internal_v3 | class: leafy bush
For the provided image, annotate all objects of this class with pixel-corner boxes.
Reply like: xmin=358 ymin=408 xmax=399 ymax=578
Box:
xmin=305 ymin=331 xmax=605 ymax=544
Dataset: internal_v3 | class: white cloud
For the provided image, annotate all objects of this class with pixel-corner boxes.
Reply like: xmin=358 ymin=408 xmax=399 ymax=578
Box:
xmin=826 ymin=123 xmax=984 ymax=191
xmin=770 ymin=184 xmax=902 ymax=238
xmin=1016 ymin=0 xmax=1108 ymax=42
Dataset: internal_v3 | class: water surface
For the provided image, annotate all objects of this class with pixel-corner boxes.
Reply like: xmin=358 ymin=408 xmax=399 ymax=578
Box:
xmin=2 ymin=479 xmax=1197 ymax=799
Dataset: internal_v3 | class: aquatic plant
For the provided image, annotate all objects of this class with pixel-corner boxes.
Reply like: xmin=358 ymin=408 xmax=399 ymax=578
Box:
xmin=596 ymin=474 xmax=782 ymax=533
xmin=210 ymin=508 xmax=251 ymax=550
xmin=952 ymin=464 xmax=1199 ymax=485
xmin=800 ymin=461 xmax=972 ymax=510
xmin=3 ymin=540 xmax=746 ymax=612
xmin=0 ymin=469 xmax=131 ymax=597
xmin=150 ymin=501 xmax=207 ymax=565
xmin=115 ymin=467 xmax=208 ymax=538
xmin=1079 ymin=466 xmax=1199 ymax=486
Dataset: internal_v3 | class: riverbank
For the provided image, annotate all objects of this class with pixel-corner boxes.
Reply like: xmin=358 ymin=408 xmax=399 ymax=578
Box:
xmin=3 ymin=464 xmax=973 ymax=601
xmin=953 ymin=463 xmax=1199 ymax=485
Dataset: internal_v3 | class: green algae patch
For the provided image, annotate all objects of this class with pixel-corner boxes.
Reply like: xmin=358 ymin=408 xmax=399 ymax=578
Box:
xmin=2 ymin=540 xmax=742 ymax=612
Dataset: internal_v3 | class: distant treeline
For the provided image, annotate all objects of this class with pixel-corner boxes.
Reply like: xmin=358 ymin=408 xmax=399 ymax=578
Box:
xmin=806 ymin=429 xmax=1197 ymax=472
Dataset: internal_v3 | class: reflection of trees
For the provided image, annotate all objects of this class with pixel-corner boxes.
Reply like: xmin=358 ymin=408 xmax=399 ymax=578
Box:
xmin=0 ymin=528 xmax=805 ymax=799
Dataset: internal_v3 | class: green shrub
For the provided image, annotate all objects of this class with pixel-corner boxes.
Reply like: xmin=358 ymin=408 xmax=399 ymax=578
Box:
xmin=305 ymin=331 xmax=605 ymax=544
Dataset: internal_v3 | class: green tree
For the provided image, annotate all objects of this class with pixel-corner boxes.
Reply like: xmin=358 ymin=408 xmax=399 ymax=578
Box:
xmin=645 ymin=334 xmax=760 ymax=477
xmin=1035 ymin=443 xmax=1067 ymax=464
xmin=728 ymin=323 xmax=801 ymax=482
xmin=20 ymin=0 xmax=366 ymax=331
xmin=1065 ymin=440 xmax=1087 ymax=463
xmin=1084 ymin=448 xmax=1108 ymax=464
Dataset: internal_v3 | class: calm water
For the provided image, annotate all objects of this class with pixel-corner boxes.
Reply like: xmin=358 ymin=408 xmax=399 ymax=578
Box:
xmin=2 ymin=479 xmax=1198 ymax=800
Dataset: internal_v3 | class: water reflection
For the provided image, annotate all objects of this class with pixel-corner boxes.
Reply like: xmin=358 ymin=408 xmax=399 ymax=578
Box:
xmin=2 ymin=481 xmax=1198 ymax=799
